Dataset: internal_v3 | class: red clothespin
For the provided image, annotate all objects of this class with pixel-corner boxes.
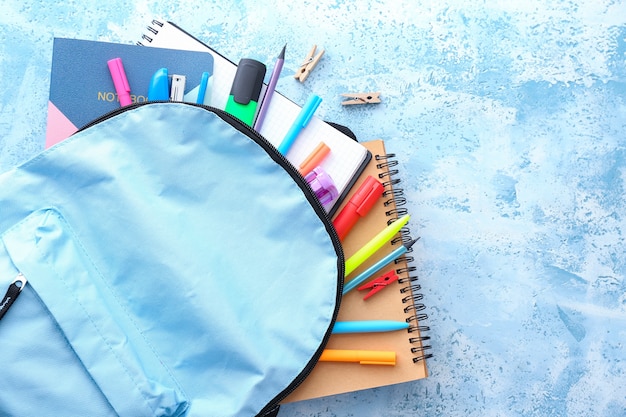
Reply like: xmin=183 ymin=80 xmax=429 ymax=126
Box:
xmin=357 ymin=269 xmax=399 ymax=300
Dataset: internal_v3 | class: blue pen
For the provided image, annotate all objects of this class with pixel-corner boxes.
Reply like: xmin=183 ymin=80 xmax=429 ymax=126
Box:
xmin=332 ymin=320 xmax=409 ymax=334
xmin=196 ymin=71 xmax=210 ymax=105
xmin=343 ymin=238 xmax=418 ymax=294
xmin=277 ymin=94 xmax=322 ymax=154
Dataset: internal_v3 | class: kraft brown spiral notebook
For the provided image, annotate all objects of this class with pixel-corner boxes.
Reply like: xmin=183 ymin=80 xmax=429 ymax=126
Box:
xmin=283 ymin=139 xmax=431 ymax=402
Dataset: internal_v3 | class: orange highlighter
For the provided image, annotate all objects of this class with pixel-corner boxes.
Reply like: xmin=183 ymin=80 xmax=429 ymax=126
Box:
xmin=332 ymin=175 xmax=384 ymax=241
xmin=319 ymin=349 xmax=396 ymax=365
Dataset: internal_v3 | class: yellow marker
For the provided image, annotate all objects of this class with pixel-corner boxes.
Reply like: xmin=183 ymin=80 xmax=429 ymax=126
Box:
xmin=319 ymin=349 xmax=396 ymax=366
xmin=344 ymin=214 xmax=410 ymax=277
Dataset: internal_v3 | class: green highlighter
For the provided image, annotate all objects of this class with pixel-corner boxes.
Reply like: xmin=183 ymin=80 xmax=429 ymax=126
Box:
xmin=224 ymin=58 xmax=267 ymax=126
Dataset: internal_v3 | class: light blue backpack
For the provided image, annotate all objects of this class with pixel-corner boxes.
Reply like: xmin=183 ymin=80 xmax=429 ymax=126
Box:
xmin=0 ymin=102 xmax=343 ymax=417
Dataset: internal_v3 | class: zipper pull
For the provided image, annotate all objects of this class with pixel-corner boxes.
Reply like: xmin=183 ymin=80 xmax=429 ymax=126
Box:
xmin=0 ymin=273 xmax=28 ymax=321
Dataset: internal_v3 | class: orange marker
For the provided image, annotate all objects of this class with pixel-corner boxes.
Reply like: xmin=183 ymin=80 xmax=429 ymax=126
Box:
xmin=299 ymin=142 xmax=330 ymax=176
xmin=319 ymin=349 xmax=396 ymax=365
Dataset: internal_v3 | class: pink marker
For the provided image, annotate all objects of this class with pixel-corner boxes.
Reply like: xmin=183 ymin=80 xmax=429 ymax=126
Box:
xmin=107 ymin=58 xmax=132 ymax=107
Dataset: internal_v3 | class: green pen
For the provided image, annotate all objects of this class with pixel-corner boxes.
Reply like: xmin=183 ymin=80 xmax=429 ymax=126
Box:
xmin=224 ymin=58 xmax=266 ymax=126
xmin=344 ymin=214 xmax=410 ymax=277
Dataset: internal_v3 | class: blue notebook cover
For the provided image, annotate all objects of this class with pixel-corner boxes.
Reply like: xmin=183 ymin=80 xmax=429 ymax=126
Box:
xmin=46 ymin=38 xmax=214 ymax=148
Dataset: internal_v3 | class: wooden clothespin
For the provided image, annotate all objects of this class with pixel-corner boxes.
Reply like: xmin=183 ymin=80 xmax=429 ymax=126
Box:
xmin=341 ymin=92 xmax=381 ymax=105
xmin=294 ymin=45 xmax=325 ymax=82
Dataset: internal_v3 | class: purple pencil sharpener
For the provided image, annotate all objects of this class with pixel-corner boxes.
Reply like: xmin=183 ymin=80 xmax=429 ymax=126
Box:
xmin=304 ymin=166 xmax=338 ymax=208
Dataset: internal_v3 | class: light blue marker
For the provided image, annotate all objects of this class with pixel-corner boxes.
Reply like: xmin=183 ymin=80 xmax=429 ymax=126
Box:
xmin=277 ymin=94 xmax=322 ymax=154
xmin=332 ymin=320 xmax=410 ymax=334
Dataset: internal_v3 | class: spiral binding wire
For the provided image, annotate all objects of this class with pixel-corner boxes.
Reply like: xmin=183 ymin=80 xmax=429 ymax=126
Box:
xmin=137 ymin=20 xmax=164 ymax=46
xmin=374 ymin=153 xmax=433 ymax=363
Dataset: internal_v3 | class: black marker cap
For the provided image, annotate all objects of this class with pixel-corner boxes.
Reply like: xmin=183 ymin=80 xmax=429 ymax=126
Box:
xmin=230 ymin=58 xmax=267 ymax=105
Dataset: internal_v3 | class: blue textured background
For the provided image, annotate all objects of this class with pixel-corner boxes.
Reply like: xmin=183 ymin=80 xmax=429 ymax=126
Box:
xmin=2 ymin=1 xmax=625 ymax=416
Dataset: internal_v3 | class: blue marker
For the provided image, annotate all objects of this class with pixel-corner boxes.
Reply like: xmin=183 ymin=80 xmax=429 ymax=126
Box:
xmin=148 ymin=68 xmax=170 ymax=101
xmin=343 ymin=238 xmax=418 ymax=294
xmin=277 ymin=94 xmax=322 ymax=154
xmin=332 ymin=320 xmax=409 ymax=334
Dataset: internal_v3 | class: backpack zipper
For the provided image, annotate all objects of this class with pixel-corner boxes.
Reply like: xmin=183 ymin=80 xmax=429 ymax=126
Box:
xmin=0 ymin=273 xmax=28 ymax=321
xmin=77 ymin=101 xmax=345 ymax=412
xmin=210 ymin=104 xmax=346 ymax=413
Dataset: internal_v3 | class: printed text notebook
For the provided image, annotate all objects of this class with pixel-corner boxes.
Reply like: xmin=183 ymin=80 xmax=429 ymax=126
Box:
xmin=46 ymin=38 xmax=214 ymax=148
xmin=138 ymin=20 xmax=370 ymax=216
xmin=284 ymin=139 xmax=431 ymax=402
